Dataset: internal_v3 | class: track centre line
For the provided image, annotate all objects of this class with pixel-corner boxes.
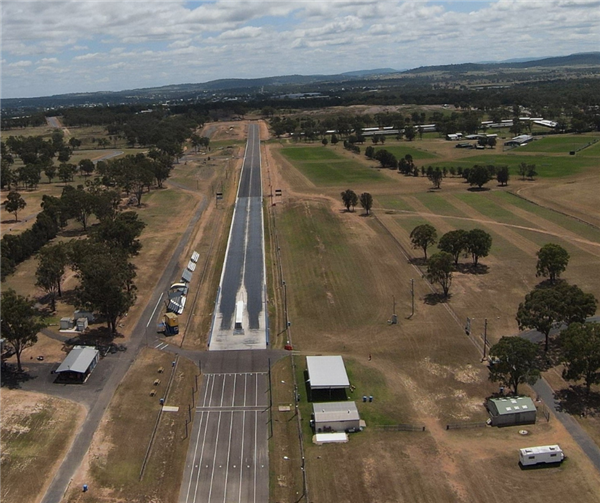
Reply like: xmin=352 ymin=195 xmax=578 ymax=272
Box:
xmin=222 ymin=403 xmax=235 ymax=502
xmin=238 ymin=409 xmax=246 ymax=503
xmin=253 ymin=410 xmax=258 ymax=503
xmin=185 ymin=375 xmax=214 ymax=503
xmin=184 ymin=377 xmax=212 ymax=503
xmin=207 ymin=410 xmax=224 ymax=503
xmin=146 ymin=292 xmax=164 ymax=327
xmin=220 ymin=374 xmax=226 ymax=408
xmin=191 ymin=375 xmax=219 ymax=501
xmin=192 ymin=410 xmax=210 ymax=503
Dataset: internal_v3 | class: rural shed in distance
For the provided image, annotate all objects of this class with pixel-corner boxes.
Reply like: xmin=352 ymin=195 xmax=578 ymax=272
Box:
xmin=313 ymin=401 xmax=360 ymax=433
xmin=306 ymin=355 xmax=350 ymax=391
xmin=55 ymin=345 xmax=99 ymax=383
xmin=487 ymin=396 xmax=536 ymax=426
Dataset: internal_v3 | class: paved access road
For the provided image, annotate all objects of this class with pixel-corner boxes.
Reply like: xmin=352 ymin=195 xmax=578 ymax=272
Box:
xmin=210 ymin=123 xmax=267 ymax=350
xmin=180 ymin=371 xmax=269 ymax=503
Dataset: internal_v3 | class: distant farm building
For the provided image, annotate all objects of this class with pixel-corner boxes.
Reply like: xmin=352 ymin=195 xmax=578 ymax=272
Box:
xmin=504 ymin=134 xmax=534 ymax=147
xmin=55 ymin=345 xmax=99 ymax=383
xmin=446 ymin=133 xmax=463 ymax=141
xmin=487 ymin=396 xmax=536 ymax=426
xmin=312 ymin=401 xmax=360 ymax=433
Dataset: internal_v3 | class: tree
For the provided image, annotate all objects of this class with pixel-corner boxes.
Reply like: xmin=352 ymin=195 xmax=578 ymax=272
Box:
xmin=374 ymin=149 xmax=397 ymax=169
xmin=496 ymin=165 xmax=509 ymax=186
xmin=410 ymin=224 xmax=437 ymax=260
xmin=404 ymin=126 xmax=416 ymax=141
xmin=4 ymin=191 xmax=26 ymax=222
xmin=465 ymin=228 xmax=492 ymax=266
xmin=91 ymin=211 xmax=146 ymax=256
xmin=560 ymin=322 xmax=600 ymax=394
xmin=44 ymin=164 xmax=57 ymax=184
xmin=321 ymin=138 xmax=328 ymax=147
xmin=516 ymin=286 xmax=566 ymax=352
xmin=536 ymin=243 xmax=570 ymax=284
xmin=488 ymin=336 xmax=540 ymax=395
xmin=340 ymin=189 xmax=358 ymax=212
xmin=61 ymin=185 xmax=94 ymax=231
xmin=78 ymin=158 xmax=95 ymax=177
xmin=35 ymin=243 xmax=68 ymax=311
xmin=1 ymin=289 xmax=46 ymax=372
xmin=556 ymin=282 xmax=597 ymax=325
xmin=427 ymin=167 xmax=443 ymax=189
xmin=359 ymin=192 xmax=373 ymax=215
xmin=74 ymin=246 xmax=136 ymax=334
xmin=365 ymin=145 xmax=375 ymax=159
xmin=426 ymin=252 xmax=454 ymax=297
xmin=467 ymin=164 xmax=492 ymax=189
xmin=487 ymin=137 xmax=497 ymax=149
xmin=438 ymin=229 xmax=468 ymax=265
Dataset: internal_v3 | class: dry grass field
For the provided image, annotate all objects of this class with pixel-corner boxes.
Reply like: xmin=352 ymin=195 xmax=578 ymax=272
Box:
xmin=63 ymin=349 xmax=199 ymax=503
xmin=1 ymin=390 xmax=86 ymax=503
xmin=266 ymin=131 xmax=600 ymax=502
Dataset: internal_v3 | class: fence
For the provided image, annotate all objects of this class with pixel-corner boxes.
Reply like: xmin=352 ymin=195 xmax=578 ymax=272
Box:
xmin=446 ymin=421 xmax=488 ymax=430
xmin=374 ymin=424 xmax=426 ymax=432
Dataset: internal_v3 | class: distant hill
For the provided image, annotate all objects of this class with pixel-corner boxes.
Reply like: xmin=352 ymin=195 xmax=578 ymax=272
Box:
xmin=405 ymin=52 xmax=600 ymax=74
xmin=341 ymin=68 xmax=400 ymax=77
xmin=2 ymin=53 xmax=599 ymax=112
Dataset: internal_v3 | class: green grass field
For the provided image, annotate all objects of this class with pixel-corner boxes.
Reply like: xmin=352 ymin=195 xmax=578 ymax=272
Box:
xmin=430 ymin=153 xmax=595 ymax=178
xmin=519 ymin=135 xmax=597 ymax=153
xmin=279 ymin=146 xmax=385 ymax=185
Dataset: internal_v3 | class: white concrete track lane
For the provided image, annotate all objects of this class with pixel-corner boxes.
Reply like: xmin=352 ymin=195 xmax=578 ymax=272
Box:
xmin=181 ymin=373 xmax=269 ymax=503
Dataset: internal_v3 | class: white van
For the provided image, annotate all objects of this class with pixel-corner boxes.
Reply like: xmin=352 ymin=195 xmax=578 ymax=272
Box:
xmin=519 ymin=445 xmax=564 ymax=466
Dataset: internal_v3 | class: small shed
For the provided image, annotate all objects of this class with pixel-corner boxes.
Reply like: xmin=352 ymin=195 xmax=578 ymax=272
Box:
xmin=306 ymin=356 xmax=350 ymax=391
xmin=487 ymin=396 xmax=536 ymax=426
xmin=55 ymin=345 xmax=99 ymax=383
xmin=313 ymin=401 xmax=360 ymax=433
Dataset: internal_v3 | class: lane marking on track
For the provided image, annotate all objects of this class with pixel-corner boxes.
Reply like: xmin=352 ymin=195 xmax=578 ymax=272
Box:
xmin=147 ymin=292 xmax=164 ymax=327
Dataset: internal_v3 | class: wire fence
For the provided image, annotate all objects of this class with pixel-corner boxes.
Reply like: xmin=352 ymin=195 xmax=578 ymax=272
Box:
xmin=373 ymin=424 xmax=426 ymax=432
xmin=445 ymin=421 xmax=488 ymax=430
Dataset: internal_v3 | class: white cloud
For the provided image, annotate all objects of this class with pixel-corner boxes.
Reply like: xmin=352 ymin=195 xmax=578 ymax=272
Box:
xmin=2 ymin=0 xmax=599 ymax=98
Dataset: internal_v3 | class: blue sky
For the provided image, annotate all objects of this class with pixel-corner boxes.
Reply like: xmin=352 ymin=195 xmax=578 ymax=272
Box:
xmin=2 ymin=0 xmax=599 ymax=99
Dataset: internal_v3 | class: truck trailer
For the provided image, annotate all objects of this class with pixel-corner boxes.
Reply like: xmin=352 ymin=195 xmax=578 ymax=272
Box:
xmin=519 ymin=445 xmax=564 ymax=466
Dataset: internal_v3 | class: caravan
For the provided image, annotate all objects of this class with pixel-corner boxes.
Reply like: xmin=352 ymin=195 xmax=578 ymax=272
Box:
xmin=519 ymin=445 xmax=564 ymax=466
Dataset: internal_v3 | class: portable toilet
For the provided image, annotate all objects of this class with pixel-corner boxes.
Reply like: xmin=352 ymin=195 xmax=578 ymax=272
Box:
xmin=60 ymin=317 xmax=74 ymax=330
xmin=76 ymin=317 xmax=88 ymax=332
xmin=164 ymin=313 xmax=179 ymax=335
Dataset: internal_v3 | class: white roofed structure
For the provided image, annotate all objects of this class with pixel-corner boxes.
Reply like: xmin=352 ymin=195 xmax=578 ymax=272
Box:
xmin=55 ymin=345 xmax=99 ymax=382
xmin=306 ymin=355 xmax=350 ymax=390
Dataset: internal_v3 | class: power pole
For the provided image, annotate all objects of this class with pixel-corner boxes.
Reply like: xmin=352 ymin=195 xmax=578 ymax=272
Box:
xmin=482 ymin=318 xmax=488 ymax=360
xmin=410 ymin=279 xmax=415 ymax=318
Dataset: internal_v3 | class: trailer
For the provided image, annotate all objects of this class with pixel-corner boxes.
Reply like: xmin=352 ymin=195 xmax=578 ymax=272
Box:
xmin=234 ymin=301 xmax=244 ymax=330
xmin=519 ymin=445 xmax=564 ymax=466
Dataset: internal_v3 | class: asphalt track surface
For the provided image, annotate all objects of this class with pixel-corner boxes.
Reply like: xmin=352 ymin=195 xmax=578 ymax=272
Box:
xmin=179 ymin=371 xmax=269 ymax=503
xmin=210 ymin=123 xmax=267 ymax=350
xmin=179 ymin=124 xmax=270 ymax=502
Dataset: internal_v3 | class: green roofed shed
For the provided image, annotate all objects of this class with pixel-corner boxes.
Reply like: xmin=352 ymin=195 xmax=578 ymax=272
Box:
xmin=487 ymin=396 xmax=536 ymax=427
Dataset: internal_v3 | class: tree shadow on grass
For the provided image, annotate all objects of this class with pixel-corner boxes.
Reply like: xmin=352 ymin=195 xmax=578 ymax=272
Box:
xmin=554 ymin=386 xmax=600 ymax=416
xmin=409 ymin=257 xmax=427 ymax=267
xmin=455 ymin=263 xmax=489 ymax=275
xmin=467 ymin=187 xmax=491 ymax=192
xmin=1 ymin=366 xmax=37 ymax=389
xmin=424 ymin=292 xmax=451 ymax=305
